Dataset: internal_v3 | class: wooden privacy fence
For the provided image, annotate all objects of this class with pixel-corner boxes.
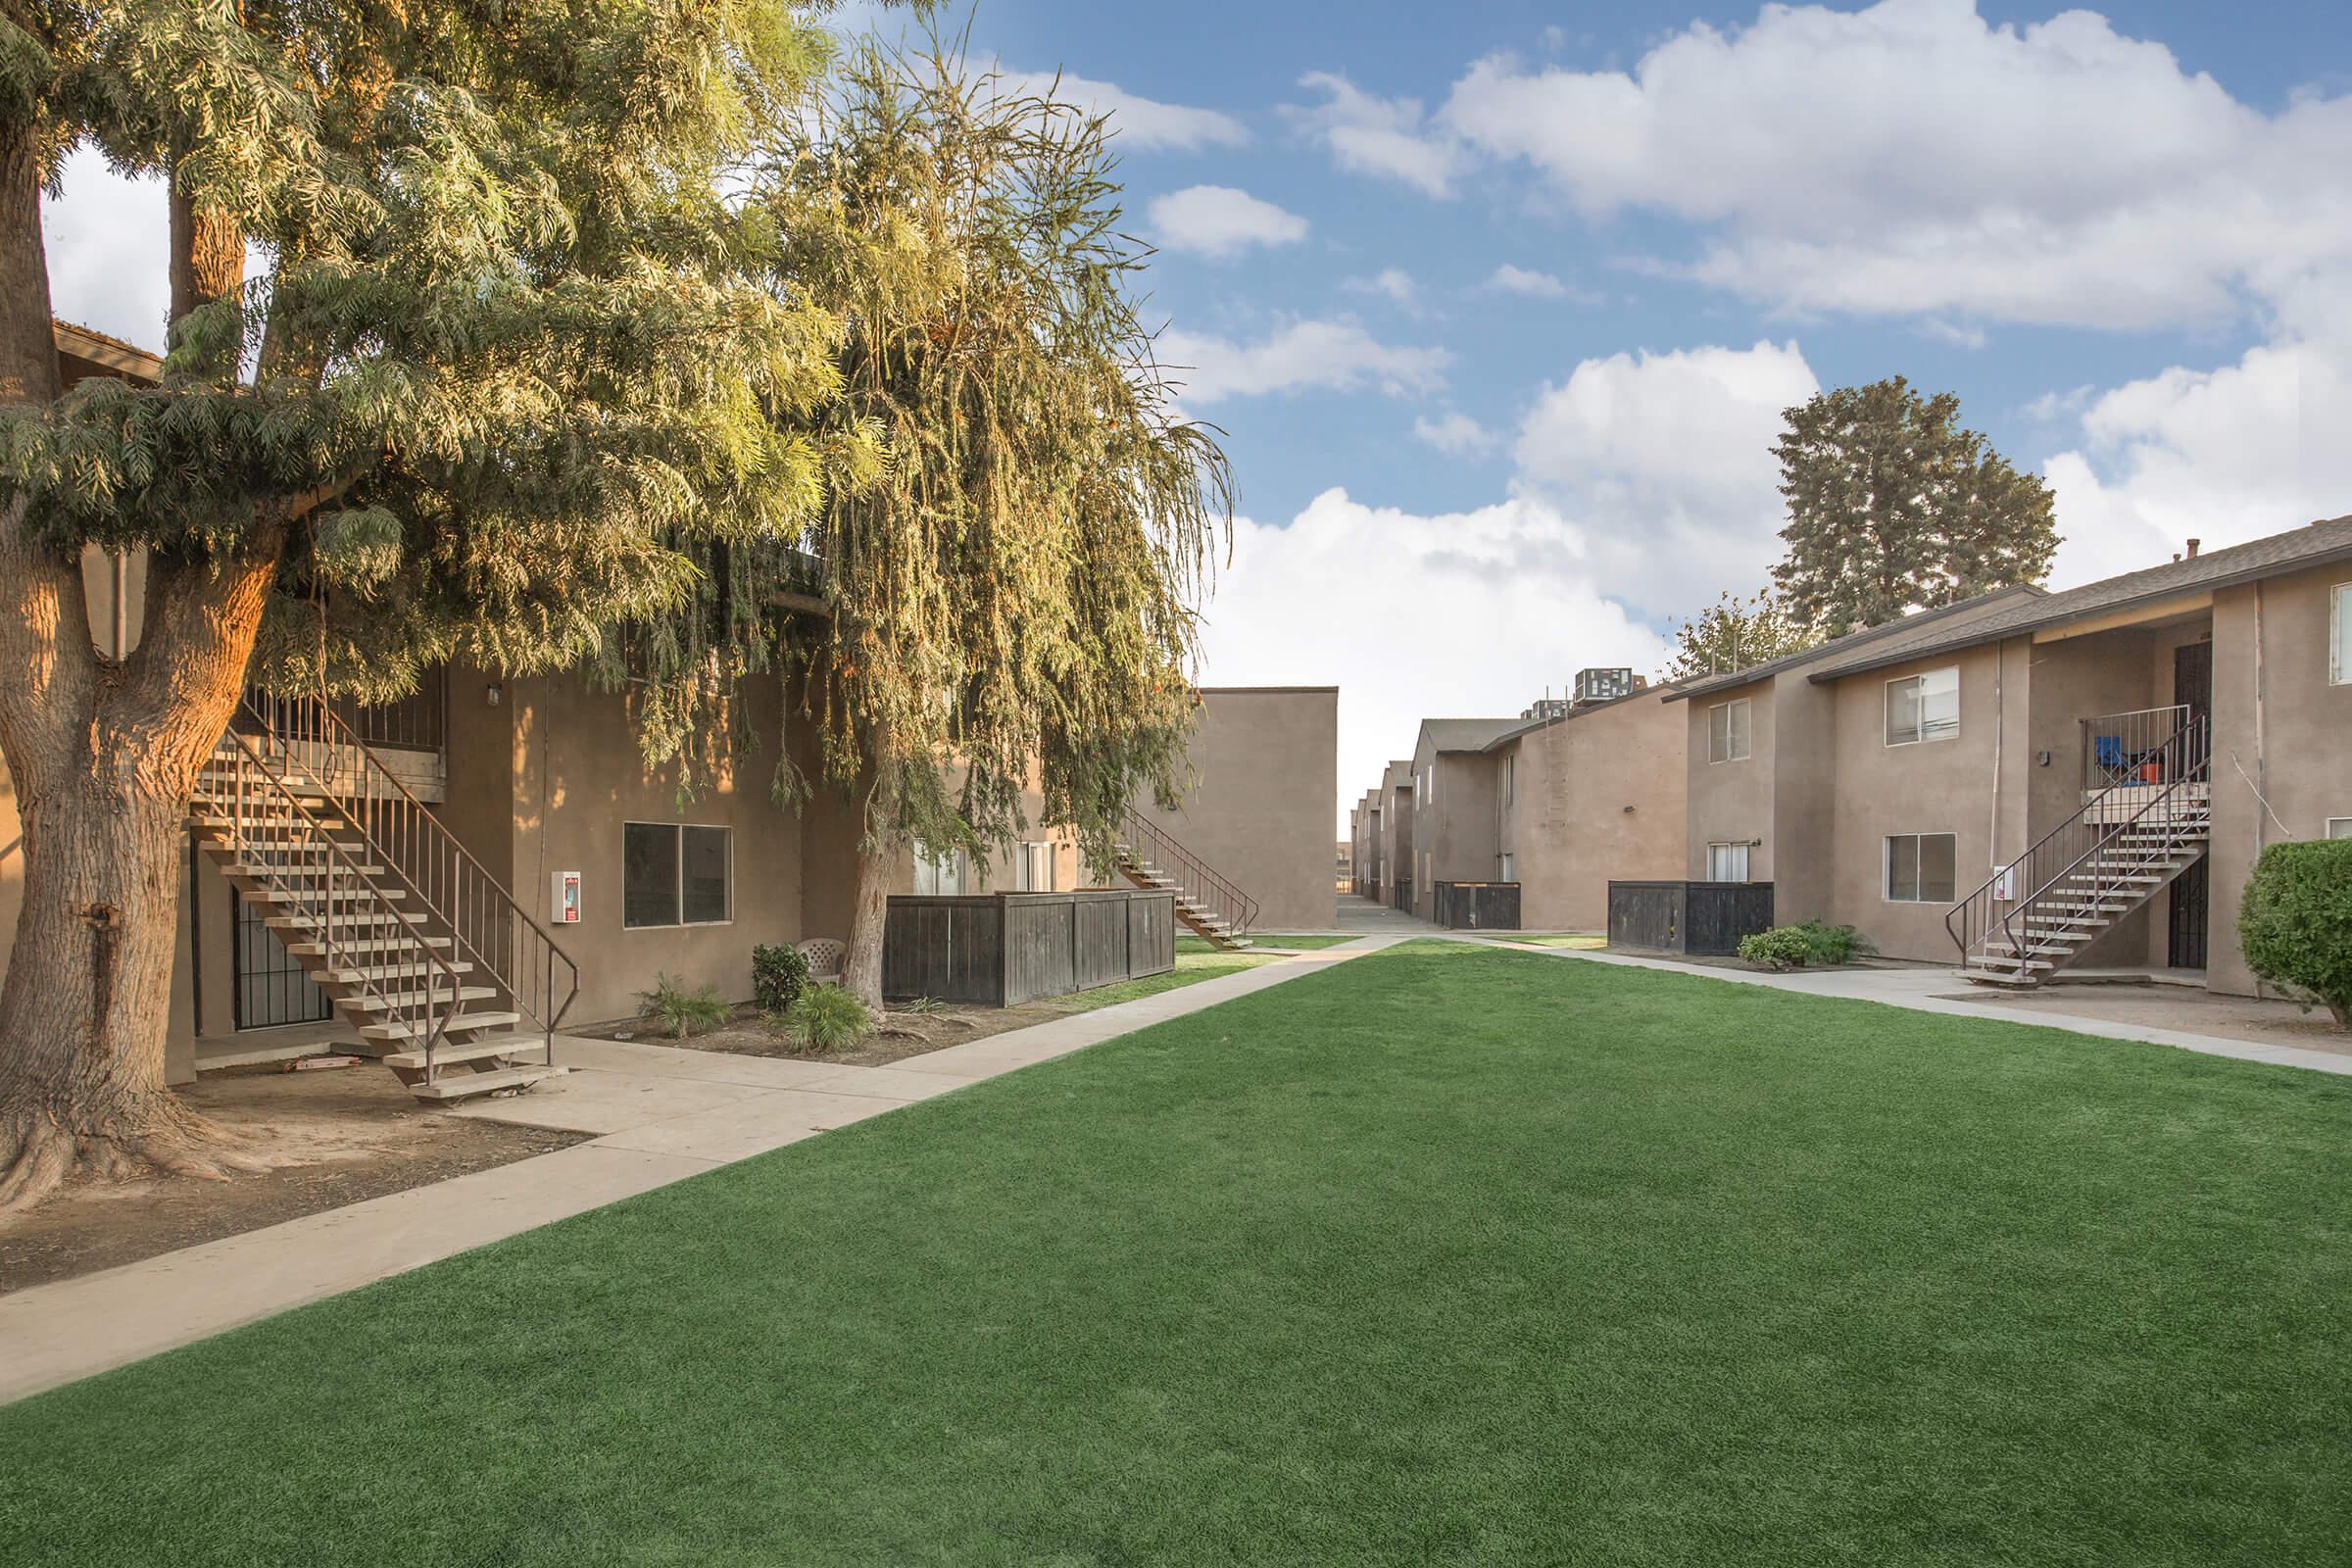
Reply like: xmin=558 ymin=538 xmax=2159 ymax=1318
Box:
xmin=1606 ymin=880 xmax=1775 ymax=956
xmin=882 ymin=889 xmax=1177 ymax=1005
xmin=1433 ymin=881 xmax=1522 ymax=930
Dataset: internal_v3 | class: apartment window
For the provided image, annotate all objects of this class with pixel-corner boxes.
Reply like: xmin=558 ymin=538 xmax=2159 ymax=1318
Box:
xmin=1886 ymin=667 xmax=1961 ymax=747
xmin=2331 ymin=583 xmax=2350 ymax=684
xmin=1706 ymin=842 xmax=1751 ymax=881
xmin=2328 ymin=818 xmax=2352 ymax=840
xmin=1498 ymin=853 xmax=1516 ymax=883
xmin=1885 ymin=832 xmax=1958 ymax=904
xmin=1017 ymin=842 xmax=1055 ymax=892
xmin=912 ymin=844 xmax=967 ymax=897
xmin=1707 ymin=700 xmax=1751 ymax=763
xmin=623 ymin=822 xmax=732 ymax=928
xmin=1503 ymin=755 xmax=1516 ymax=808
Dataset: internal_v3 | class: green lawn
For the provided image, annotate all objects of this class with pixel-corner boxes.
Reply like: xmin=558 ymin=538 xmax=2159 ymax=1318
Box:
xmin=1175 ymin=931 xmax=1353 ymax=955
xmin=1046 ymin=944 xmax=1280 ymax=1008
xmin=1503 ymin=931 xmax=1606 ymax=949
xmin=6 ymin=941 xmax=2352 ymax=1566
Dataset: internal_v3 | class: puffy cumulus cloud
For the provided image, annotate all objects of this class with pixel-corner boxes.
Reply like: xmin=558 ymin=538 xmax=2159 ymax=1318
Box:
xmin=1412 ymin=411 xmax=1499 ymax=456
xmin=1194 ymin=489 xmax=1669 ymax=829
xmin=1483 ymin=263 xmax=1584 ymax=301
xmin=991 ymin=69 xmax=1248 ymax=151
xmin=2042 ymin=331 xmax=2351 ymax=586
xmin=1284 ymin=72 xmax=1470 ymax=199
xmin=1343 ymin=267 xmax=1418 ymax=308
xmin=42 ymin=149 xmax=169 ymax=351
xmin=1437 ymin=0 xmax=2352 ymax=330
xmin=1510 ymin=339 xmax=1818 ymax=614
xmin=1155 ymin=319 xmax=1448 ymax=405
xmin=1147 ymin=184 xmax=1308 ymax=260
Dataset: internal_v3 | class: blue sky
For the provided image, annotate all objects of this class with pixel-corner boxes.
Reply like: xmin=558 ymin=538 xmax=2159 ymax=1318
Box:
xmin=42 ymin=2 xmax=2350 ymax=825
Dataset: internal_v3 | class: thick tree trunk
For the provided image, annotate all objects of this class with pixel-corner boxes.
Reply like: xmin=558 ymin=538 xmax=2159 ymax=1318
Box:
xmin=843 ymin=843 xmax=890 ymax=1013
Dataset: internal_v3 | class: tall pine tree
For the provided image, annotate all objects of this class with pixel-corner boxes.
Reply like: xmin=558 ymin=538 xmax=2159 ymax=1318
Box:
xmin=0 ymin=1 xmax=853 ymax=1210
xmin=1770 ymin=377 xmax=2057 ymax=638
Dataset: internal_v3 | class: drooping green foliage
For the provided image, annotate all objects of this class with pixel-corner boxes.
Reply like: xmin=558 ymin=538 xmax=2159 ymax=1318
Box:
xmin=2238 ymin=839 xmax=2352 ymax=1027
xmin=1663 ymin=587 xmax=1820 ymax=680
xmin=783 ymin=983 xmax=872 ymax=1052
xmin=1770 ymin=377 xmax=2058 ymax=639
xmin=4 ymin=0 xmax=854 ymax=701
xmin=605 ymin=40 xmax=1231 ymax=878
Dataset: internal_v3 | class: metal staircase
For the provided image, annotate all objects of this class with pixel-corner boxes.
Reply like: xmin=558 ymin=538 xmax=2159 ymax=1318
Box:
xmin=191 ymin=692 xmax=579 ymax=1102
xmin=1113 ymin=810 xmax=1258 ymax=951
xmin=1947 ymin=710 xmax=2210 ymax=988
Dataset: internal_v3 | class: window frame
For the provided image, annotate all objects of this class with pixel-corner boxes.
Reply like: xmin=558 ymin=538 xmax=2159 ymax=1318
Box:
xmin=912 ymin=843 xmax=968 ymax=898
xmin=2328 ymin=817 xmax=2352 ymax=841
xmin=1707 ymin=699 xmax=1751 ymax=764
xmin=1706 ymin=841 xmax=1751 ymax=882
xmin=1017 ymin=841 xmax=1055 ymax=893
xmin=1885 ymin=667 xmax=1961 ymax=748
xmin=1884 ymin=831 xmax=1959 ymax=905
xmin=2330 ymin=582 xmax=2350 ymax=685
xmin=621 ymin=821 xmax=734 ymax=930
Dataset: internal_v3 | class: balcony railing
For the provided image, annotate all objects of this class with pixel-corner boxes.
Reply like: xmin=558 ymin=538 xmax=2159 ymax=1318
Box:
xmin=2081 ymin=705 xmax=2195 ymax=794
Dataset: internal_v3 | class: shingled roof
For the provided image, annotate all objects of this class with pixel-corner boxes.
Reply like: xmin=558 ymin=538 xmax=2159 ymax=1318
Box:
xmin=1802 ymin=514 xmax=2352 ymax=683
xmin=1662 ymin=585 xmax=2044 ymax=703
xmin=1413 ymin=718 xmax=1522 ymax=757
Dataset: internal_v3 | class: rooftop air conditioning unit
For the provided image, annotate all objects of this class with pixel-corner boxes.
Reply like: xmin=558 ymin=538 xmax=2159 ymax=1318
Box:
xmin=1573 ymin=667 xmax=1638 ymax=706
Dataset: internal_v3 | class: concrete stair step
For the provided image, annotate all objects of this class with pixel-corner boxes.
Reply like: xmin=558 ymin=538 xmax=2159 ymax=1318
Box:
xmin=285 ymin=933 xmax=451 ymax=956
xmin=381 ymin=1034 xmax=542 ymax=1071
xmin=406 ymin=1064 xmax=560 ymax=1102
xmin=338 ymin=985 xmax=499 ymax=1013
xmin=359 ymin=1009 xmax=521 ymax=1042
xmin=319 ymin=958 xmax=474 ymax=984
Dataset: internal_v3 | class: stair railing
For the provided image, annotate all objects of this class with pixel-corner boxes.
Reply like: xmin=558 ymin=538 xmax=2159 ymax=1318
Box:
xmin=1119 ymin=808 xmax=1260 ymax=935
xmin=1947 ymin=713 xmax=2210 ymax=966
xmin=241 ymin=691 xmax=580 ymax=1060
xmin=201 ymin=728 xmax=467 ymax=1073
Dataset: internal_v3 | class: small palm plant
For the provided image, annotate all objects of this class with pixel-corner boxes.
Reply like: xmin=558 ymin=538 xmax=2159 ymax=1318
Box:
xmin=639 ymin=973 xmax=732 ymax=1039
xmin=784 ymin=985 xmax=874 ymax=1053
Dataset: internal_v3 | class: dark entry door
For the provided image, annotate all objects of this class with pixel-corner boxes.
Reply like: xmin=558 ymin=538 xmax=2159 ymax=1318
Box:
xmin=231 ymin=888 xmax=334 ymax=1029
xmin=2168 ymin=854 xmax=2209 ymax=971
xmin=2174 ymin=639 xmax=2212 ymax=728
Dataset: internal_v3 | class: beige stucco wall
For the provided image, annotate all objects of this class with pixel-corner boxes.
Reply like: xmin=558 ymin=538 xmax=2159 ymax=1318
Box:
xmin=1411 ymin=743 xmax=1499 ymax=894
xmin=2208 ymin=565 xmax=2352 ymax=996
xmin=1138 ymin=687 xmax=1337 ymax=932
xmin=1384 ymin=767 xmax=1415 ymax=912
xmin=1685 ymin=677 xmax=1777 ymax=884
xmin=1504 ymin=696 xmax=1688 ymax=929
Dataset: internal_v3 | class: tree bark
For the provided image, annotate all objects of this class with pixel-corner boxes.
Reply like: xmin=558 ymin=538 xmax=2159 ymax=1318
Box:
xmin=840 ymin=718 xmax=898 ymax=1012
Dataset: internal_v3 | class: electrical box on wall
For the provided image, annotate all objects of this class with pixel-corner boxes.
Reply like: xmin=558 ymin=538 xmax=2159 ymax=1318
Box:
xmin=553 ymin=870 xmax=582 ymax=924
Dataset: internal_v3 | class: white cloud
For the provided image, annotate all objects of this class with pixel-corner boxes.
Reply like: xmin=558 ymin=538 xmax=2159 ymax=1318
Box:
xmin=1344 ymin=268 xmax=1418 ymax=308
xmin=1155 ymin=319 xmax=1448 ymax=405
xmin=1412 ymin=412 xmax=1499 ymax=456
xmin=1436 ymin=0 xmax=2352 ymax=330
xmin=1511 ymin=339 xmax=1819 ymax=614
xmin=1195 ymin=489 xmax=1669 ymax=830
xmin=1484 ymin=263 xmax=1579 ymax=300
xmin=1148 ymin=184 xmax=1308 ymax=260
xmin=1286 ymin=72 xmax=1470 ymax=199
xmin=41 ymin=148 xmax=170 ymax=353
xmin=993 ymin=69 xmax=1248 ymax=151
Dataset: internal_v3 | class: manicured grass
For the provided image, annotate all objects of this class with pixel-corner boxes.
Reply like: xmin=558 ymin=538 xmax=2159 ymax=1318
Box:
xmin=1047 ymin=945 xmax=1280 ymax=1008
xmin=7 ymin=941 xmax=2352 ymax=1565
xmin=1504 ymin=931 xmax=1606 ymax=949
xmin=1174 ymin=931 xmax=1352 ymax=955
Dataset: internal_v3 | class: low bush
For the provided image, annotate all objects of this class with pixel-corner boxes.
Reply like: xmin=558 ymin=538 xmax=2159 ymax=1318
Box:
xmin=1738 ymin=927 xmax=1813 ymax=971
xmin=1738 ymin=921 xmax=1870 ymax=972
xmin=785 ymin=985 xmax=874 ymax=1053
xmin=2239 ymin=839 xmax=2352 ymax=1028
xmin=752 ymin=943 xmax=812 ymax=1015
xmin=639 ymin=972 xmax=732 ymax=1039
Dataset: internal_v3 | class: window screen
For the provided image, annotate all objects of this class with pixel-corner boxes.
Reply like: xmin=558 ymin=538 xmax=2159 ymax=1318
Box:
xmin=680 ymin=826 xmax=731 ymax=924
xmin=624 ymin=822 xmax=680 ymax=928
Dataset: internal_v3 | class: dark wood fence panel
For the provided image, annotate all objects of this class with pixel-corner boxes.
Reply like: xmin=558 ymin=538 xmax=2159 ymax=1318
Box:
xmin=885 ymin=890 xmax=1175 ymax=1004
xmin=1607 ymin=881 xmax=1775 ymax=956
xmin=1433 ymin=881 xmax=1522 ymax=930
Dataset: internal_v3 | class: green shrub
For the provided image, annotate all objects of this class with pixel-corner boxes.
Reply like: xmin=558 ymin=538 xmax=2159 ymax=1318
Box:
xmin=1738 ymin=927 xmax=1813 ymax=971
xmin=1790 ymin=920 xmax=1870 ymax=965
xmin=784 ymin=984 xmax=874 ymax=1053
xmin=2239 ymin=840 xmax=2352 ymax=1028
xmin=638 ymin=972 xmax=731 ymax=1039
xmin=752 ymin=944 xmax=812 ymax=1015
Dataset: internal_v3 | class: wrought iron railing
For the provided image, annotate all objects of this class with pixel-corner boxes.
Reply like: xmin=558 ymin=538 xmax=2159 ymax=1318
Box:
xmin=1948 ymin=712 xmax=2210 ymax=969
xmin=199 ymin=726 xmax=467 ymax=1070
xmin=236 ymin=672 xmax=447 ymax=753
xmin=2081 ymin=704 xmax=2194 ymax=793
xmin=1119 ymin=808 xmax=1260 ymax=935
xmin=240 ymin=690 xmax=579 ymax=1057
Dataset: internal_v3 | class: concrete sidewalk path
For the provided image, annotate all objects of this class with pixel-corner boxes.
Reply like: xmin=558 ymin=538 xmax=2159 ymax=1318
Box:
xmin=1458 ymin=934 xmax=2352 ymax=1079
xmin=0 ymin=937 xmax=1402 ymax=1405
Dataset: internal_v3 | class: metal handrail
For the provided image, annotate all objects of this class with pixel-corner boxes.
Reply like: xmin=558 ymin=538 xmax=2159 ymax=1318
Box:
xmin=1119 ymin=809 xmax=1260 ymax=935
xmin=241 ymin=691 xmax=580 ymax=1058
xmin=2080 ymin=704 xmax=2192 ymax=794
xmin=1947 ymin=713 xmax=2209 ymax=966
xmin=200 ymin=728 xmax=466 ymax=1074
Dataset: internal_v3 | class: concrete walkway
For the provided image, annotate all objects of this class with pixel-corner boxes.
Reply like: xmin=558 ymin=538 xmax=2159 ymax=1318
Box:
xmin=0 ymin=937 xmax=1402 ymax=1405
xmin=1460 ymin=935 xmax=2352 ymax=1079
xmin=1334 ymin=893 xmax=1438 ymax=934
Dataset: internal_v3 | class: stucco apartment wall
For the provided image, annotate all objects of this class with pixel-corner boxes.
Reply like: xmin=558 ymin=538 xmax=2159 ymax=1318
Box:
xmin=1827 ymin=643 xmax=2008 ymax=961
xmin=1685 ymin=677 xmax=1777 ymax=884
xmin=1137 ymin=687 xmax=1337 ymax=932
xmin=1508 ymin=697 xmax=1688 ymax=929
xmin=2208 ymin=565 xmax=2352 ymax=996
xmin=1386 ymin=771 xmax=1415 ymax=912
xmin=1414 ymin=751 xmax=1499 ymax=891
xmin=500 ymin=670 xmax=808 ymax=1025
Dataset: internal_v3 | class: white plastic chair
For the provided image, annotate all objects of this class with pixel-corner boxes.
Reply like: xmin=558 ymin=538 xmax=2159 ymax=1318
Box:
xmin=796 ymin=937 xmax=846 ymax=987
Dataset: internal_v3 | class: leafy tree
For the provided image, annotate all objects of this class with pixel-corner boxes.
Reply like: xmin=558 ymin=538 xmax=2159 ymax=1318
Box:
xmin=1663 ymin=588 xmax=1819 ymax=681
xmin=1770 ymin=377 xmax=2057 ymax=638
xmin=608 ymin=44 xmax=1231 ymax=1008
xmin=0 ymin=1 xmax=852 ymax=1210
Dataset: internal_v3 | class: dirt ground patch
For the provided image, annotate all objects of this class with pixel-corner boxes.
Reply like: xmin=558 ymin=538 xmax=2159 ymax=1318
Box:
xmin=1936 ymin=983 xmax=2352 ymax=1055
xmin=613 ymin=997 xmax=1119 ymax=1067
xmin=0 ymin=1063 xmax=585 ymax=1295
